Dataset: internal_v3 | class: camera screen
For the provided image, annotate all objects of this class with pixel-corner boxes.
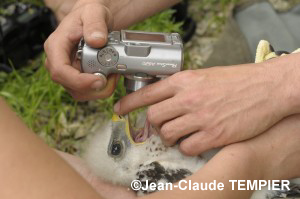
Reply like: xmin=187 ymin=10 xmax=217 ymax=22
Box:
xmin=125 ymin=32 xmax=166 ymax=42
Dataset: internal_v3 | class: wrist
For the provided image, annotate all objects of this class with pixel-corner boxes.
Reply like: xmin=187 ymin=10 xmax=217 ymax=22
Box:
xmin=282 ymin=53 xmax=300 ymax=114
xmin=260 ymin=54 xmax=300 ymax=116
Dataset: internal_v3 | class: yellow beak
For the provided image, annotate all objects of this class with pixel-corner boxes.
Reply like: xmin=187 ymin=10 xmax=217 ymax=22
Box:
xmin=111 ymin=114 xmax=145 ymax=145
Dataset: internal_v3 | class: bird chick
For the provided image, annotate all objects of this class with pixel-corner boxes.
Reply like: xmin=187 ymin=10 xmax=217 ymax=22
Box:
xmin=83 ymin=114 xmax=299 ymax=198
xmin=84 ymin=114 xmax=206 ymax=195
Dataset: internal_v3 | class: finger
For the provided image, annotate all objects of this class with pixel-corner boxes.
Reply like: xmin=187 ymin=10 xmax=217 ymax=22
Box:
xmin=114 ymin=78 xmax=176 ymax=115
xmin=147 ymin=97 xmax=186 ymax=128
xmin=65 ymin=74 xmax=118 ymax=101
xmin=94 ymin=74 xmax=118 ymax=98
xmin=46 ymin=47 xmax=106 ymax=92
xmin=45 ymin=24 xmax=106 ymax=92
xmin=81 ymin=3 xmax=113 ymax=48
xmin=179 ymin=131 xmax=218 ymax=156
xmin=159 ymin=113 xmax=202 ymax=147
xmin=71 ymin=58 xmax=82 ymax=71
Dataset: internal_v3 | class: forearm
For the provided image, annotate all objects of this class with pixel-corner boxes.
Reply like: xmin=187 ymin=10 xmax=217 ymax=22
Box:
xmin=143 ymin=113 xmax=300 ymax=199
xmin=0 ymin=98 xmax=102 ymax=199
xmin=143 ymin=144 xmax=260 ymax=199
xmin=45 ymin=0 xmax=180 ymax=27
xmin=107 ymin=0 xmax=181 ymax=30
xmin=262 ymin=53 xmax=300 ymax=116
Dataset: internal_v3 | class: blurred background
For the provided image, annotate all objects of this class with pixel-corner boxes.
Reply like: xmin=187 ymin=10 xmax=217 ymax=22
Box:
xmin=0 ymin=0 xmax=299 ymax=154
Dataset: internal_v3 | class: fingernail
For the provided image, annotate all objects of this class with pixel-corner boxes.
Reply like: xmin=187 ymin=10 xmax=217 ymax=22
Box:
xmin=91 ymin=80 xmax=104 ymax=91
xmin=91 ymin=31 xmax=105 ymax=39
xmin=114 ymin=101 xmax=120 ymax=113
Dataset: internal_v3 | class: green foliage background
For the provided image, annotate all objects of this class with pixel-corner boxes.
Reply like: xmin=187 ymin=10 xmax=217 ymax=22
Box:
xmin=0 ymin=0 xmax=239 ymax=152
xmin=0 ymin=1 xmax=183 ymax=152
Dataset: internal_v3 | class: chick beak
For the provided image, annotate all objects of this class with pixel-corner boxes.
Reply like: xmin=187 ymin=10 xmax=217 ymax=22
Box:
xmin=110 ymin=114 xmax=151 ymax=146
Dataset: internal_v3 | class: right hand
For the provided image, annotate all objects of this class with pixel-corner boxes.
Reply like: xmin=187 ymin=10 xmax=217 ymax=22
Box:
xmin=44 ymin=0 xmax=118 ymax=101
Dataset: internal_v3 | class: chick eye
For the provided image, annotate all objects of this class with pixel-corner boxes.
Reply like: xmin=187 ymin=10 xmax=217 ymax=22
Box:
xmin=111 ymin=142 xmax=122 ymax=156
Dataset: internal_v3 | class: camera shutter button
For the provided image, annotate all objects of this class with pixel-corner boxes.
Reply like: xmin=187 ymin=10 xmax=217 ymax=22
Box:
xmin=97 ymin=47 xmax=119 ymax=67
xmin=105 ymin=54 xmax=112 ymax=62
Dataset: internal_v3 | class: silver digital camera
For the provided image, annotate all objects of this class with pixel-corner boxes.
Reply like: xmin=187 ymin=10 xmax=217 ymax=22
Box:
xmin=77 ymin=30 xmax=183 ymax=93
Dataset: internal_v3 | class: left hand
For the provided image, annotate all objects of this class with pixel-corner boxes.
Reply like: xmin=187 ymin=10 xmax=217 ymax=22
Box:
xmin=114 ymin=59 xmax=298 ymax=155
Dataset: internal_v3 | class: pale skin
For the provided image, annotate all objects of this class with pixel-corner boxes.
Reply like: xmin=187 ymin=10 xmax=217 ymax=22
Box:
xmin=44 ymin=0 xmax=300 ymax=155
xmin=115 ymin=54 xmax=300 ymax=155
xmin=44 ymin=0 xmax=180 ymax=101
xmin=2 ymin=0 xmax=295 ymax=198
xmin=0 ymin=97 xmax=300 ymax=199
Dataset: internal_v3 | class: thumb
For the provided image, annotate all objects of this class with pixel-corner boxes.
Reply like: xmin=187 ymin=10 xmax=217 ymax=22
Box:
xmin=81 ymin=4 xmax=113 ymax=48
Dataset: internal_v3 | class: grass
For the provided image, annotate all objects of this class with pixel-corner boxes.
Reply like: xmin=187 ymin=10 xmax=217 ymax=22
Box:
xmin=0 ymin=3 xmax=183 ymax=153
xmin=0 ymin=0 xmax=43 ymax=6
xmin=0 ymin=0 xmax=242 ymax=153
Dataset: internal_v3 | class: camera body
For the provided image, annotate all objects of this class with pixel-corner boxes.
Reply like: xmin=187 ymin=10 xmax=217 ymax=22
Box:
xmin=77 ymin=30 xmax=183 ymax=93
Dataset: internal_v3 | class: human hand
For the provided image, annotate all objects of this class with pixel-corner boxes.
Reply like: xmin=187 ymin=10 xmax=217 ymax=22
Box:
xmin=44 ymin=0 xmax=118 ymax=101
xmin=114 ymin=59 xmax=298 ymax=155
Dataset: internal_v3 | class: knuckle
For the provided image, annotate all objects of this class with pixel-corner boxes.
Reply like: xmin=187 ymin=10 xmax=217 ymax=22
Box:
xmin=44 ymin=37 xmax=52 ymax=54
xmin=142 ymin=86 xmax=153 ymax=98
xmin=179 ymin=142 xmax=194 ymax=156
xmin=209 ymin=126 xmax=227 ymax=147
xmin=146 ymin=106 xmax=157 ymax=124
xmin=44 ymin=59 xmax=50 ymax=70
xmin=180 ymin=94 xmax=197 ymax=111
xmin=49 ymin=67 xmax=60 ymax=82
xmin=168 ymin=72 xmax=189 ymax=89
xmin=166 ymin=76 xmax=178 ymax=91
xmin=182 ymin=95 xmax=194 ymax=107
xmin=44 ymin=32 xmax=56 ymax=49
xmin=168 ymin=72 xmax=180 ymax=82
xmin=160 ymin=124 xmax=172 ymax=135
xmin=176 ymin=70 xmax=196 ymax=81
xmin=43 ymin=40 xmax=49 ymax=52
xmin=160 ymin=126 xmax=173 ymax=143
xmin=139 ymin=86 xmax=154 ymax=103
